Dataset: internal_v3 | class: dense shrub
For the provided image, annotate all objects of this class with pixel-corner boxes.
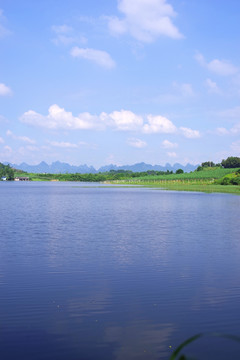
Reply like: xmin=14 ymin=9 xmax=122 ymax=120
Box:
xmin=0 ymin=163 xmax=14 ymax=180
xmin=217 ymin=170 xmax=240 ymax=185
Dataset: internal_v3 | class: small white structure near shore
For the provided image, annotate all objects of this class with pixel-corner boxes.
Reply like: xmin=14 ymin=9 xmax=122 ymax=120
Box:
xmin=14 ymin=177 xmax=30 ymax=181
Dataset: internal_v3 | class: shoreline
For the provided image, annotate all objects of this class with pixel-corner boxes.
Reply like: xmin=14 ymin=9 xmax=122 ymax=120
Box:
xmin=107 ymin=180 xmax=240 ymax=195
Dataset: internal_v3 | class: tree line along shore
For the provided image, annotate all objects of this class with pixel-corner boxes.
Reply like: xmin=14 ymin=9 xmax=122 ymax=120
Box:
xmin=1 ymin=157 xmax=240 ymax=194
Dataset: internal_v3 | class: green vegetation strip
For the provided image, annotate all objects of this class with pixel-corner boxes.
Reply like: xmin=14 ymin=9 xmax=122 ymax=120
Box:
xmin=149 ymin=182 xmax=240 ymax=195
xmin=3 ymin=161 xmax=240 ymax=195
xmin=108 ymin=168 xmax=240 ymax=195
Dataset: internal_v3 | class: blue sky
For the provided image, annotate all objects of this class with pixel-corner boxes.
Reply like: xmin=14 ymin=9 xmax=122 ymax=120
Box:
xmin=0 ymin=0 xmax=240 ymax=167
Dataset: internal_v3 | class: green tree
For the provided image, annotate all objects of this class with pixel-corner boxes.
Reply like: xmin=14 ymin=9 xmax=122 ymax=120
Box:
xmin=221 ymin=157 xmax=240 ymax=168
xmin=201 ymin=161 xmax=215 ymax=167
xmin=176 ymin=169 xmax=184 ymax=174
xmin=0 ymin=163 xmax=14 ymax=180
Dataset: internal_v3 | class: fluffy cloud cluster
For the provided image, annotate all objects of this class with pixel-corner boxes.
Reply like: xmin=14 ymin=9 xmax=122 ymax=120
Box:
xmin=20 ymin=104 xmax=200 ymax=139
xmin=195 ymin=52 xmax=238 ymax=76
xmin=143 ymin=115 xmax=176 ymax=134
xmin=20 ymin=104 xmax=101 ymax=130
xmin=180 ymin=127 xmax=200 ymax=138
xmin=101 ymin=110 xmax=143 ymax=131
xmin=0 ymin=83 xmax=12 ymax=96
xmin=108 ymin=0 xmax=183 ymax=42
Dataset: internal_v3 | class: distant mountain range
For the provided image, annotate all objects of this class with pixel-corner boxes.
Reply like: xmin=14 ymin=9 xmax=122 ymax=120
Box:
xmin=5 ymin=161 xmax=199 ymax=174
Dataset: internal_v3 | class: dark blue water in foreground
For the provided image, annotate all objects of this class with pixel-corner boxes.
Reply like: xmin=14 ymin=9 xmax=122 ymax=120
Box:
xmin=0 ymin=182 xmax=240 ymax=360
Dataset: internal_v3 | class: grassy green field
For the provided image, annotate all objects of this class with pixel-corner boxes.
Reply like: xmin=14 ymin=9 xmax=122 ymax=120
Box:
xmin=14 ymin=167 xmax=240 ymax=195
xmin=116 ymin=167 xmax=238 ymax=181
xmin=108 ymin=167 xmax=240 ymax=195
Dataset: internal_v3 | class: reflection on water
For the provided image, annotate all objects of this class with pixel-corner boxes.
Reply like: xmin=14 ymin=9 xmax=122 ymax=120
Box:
xmin=0 ymin=182 xmax=240 ymax=359
xmin=104 ymin=321 xmax=174 ymax=360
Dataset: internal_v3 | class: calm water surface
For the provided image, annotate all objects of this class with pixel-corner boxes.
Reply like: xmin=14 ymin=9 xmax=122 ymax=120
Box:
xmin=0 ymin=182 xmax=240 ymax=359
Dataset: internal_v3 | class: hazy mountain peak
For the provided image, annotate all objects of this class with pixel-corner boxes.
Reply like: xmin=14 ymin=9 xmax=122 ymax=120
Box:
xmin=7 ymin=161 xmax=198 ymax=174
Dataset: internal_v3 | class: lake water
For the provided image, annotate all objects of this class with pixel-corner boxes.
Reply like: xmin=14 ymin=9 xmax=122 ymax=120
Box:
xmin=0 ymin=182 xmax=240 ymax=359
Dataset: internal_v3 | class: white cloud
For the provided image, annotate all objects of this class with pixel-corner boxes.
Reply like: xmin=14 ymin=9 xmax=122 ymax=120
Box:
xmin=127 ymin=137 xmax=147 ymax=148
xmin=180 ymin=83 xmax=195 ymax=97
xmin=52 ymin=25 xmax=73 ymax=34
xmin=52 ymin=24 xmax=87 ymax=46
xmin=19 ymin=136 xmax=35 ymax=144
xmin=0 ymin=145 xmax=13 ymax=162
xmin=215 ymin=107 xmax=240 ymax=134
xmin=207 ymin=60 xmax=238 ymax=76
xmin=0 ymin=83 xmax=12 ymax=96
xmin=102 ymin=110 xmax=143 ymax=131
xmin=16 ymin=145 xmax=42 ymax=160
xmin=205 ymin=78 xmax=221 ymax=94
xmin=231 ymin=140 xmax=240 ymax=154
xmin=167 ymin=151 xmax=177 ymax=157
xmin=0 ymin=24 xmax=9 ymax=38
xmin=231 ymin=122 xmax=240 ymax=134
xmin=108 ymin=0 xmax=183 ymax=43
xmin=216 ymin=127 xmax=229 ymax=136
xmin=180 ymin=127 xmax=201 ymax=138
xmin=195 ymin=52 xmax=238 ymax=76
xmin=194 ymin=52 xmax=205 ymax=67
xmin=48 ymin=141 xmax=78 ymax=148
xmin=21 ymin=105 xmax=203 ymax=140
xmin=104 ymin=154 xmax=122 ymax=166
xmin=21 ymin=105 xmax=144 ymax=132
xmin=4 ymin=145 xmax=12 ymax=152
xmin=162 ymin=139 xmax=178 ymax=148
xmin=54 ymin=35 xmax=84 ymax=46
xmin=0 ymin=137 xmax=4 ymax=144
xmin=153 ymin=82 xmax=195 ymax=104
xmin=78 ymin=16 xmax=95 ymax=24
xmin=143 ymin=115 xmax=176 ymax=134
xmin=71 ymin=47 xmax=116 ymax=69
xmin=173 ymin=82 xmax=195 ymax=97
xmin=20 ymin=104 xmax=102 ymax=130
xmin=6 ymin=130 xmax=35 ymax=144
xmin=0 ymin=9 xmax=10 ymax=38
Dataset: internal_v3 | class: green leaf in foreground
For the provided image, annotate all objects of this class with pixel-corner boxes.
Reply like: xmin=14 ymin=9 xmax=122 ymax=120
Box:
xmin=169 ymin=333 xmax=240 ymax=360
